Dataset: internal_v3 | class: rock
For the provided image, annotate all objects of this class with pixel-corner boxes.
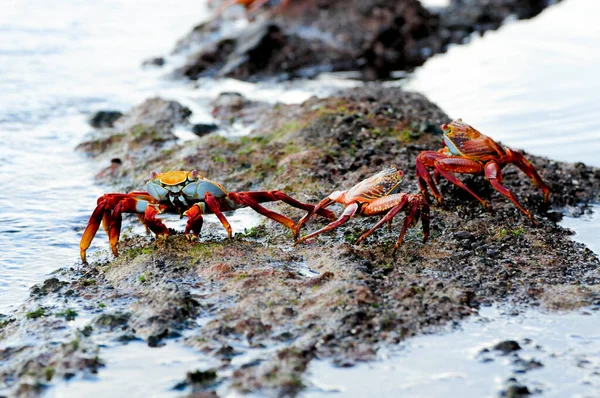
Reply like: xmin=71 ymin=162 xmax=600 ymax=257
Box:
xmin=142 ymin=56 xmax=165 ymax=67
xmin=192 ymin=123 xmax=219 ymax=137
xmin=94 ymin=313 xmax=130 ymax=330
xmin=4 ymin=85 xmax=599 ymax=397
xmin=453 ymin=231 xmax=475 ymax=241
xmin=30 ymin=278 xmax=68 ymax=296
xmin=113 ymin=97 xmax=192 ymax=136
xmin=171 ymin=0 xmax=563 ymax=81
xmin=494 ymin=340 xmax=522 ymax=354
xmin=502 ymin=384 xmax=531 ymax=397
xmin=89 ymin=110 xmax=123 ymax=128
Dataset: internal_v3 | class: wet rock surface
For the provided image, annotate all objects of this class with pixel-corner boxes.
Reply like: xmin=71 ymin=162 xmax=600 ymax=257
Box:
xmin=173 ymin=0 xmax=563 ymax=81
xmin=76 ymin=97 xmax=193 ymax=186
xmin=2 ymin=85 xmax=599 ymax=396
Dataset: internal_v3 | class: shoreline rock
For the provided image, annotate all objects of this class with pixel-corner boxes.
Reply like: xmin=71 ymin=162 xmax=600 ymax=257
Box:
xmin=2 ymin=85 xmax=599 ymax=396
xmin=171 ymin=0 xmax=563 ymax=81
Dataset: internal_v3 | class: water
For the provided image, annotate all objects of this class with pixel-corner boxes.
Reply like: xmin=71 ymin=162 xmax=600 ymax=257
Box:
xmin=403 ymin=0 xmax=600 ymax=167
xmin=1 ymin=0 xmax=599 ymax=396
xmin=0 ymin=0 xmax=360 ymax=313
xmin=49 ymin=341 xmax=216 ymax=397
xmin=307 ymin=306 xmax=600 ymax=398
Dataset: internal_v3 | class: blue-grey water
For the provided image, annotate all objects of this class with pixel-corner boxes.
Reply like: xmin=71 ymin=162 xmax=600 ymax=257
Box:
xmin=0 ymin=0 xmax=599 ymax=396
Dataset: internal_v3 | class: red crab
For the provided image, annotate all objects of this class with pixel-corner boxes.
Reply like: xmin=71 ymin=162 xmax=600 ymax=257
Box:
xmin=80 ymin=170 xmax=334 ymax=262
xmin=294 ymin=166 xmax=430 ymax=254
xmin=211 ymin=0 xmax=290 ymax=16
xmin=415 ymin=119 xmax=550 ymax=222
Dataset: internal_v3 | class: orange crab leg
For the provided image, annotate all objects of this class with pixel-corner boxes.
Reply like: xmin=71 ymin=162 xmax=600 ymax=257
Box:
xmin=229 ymin=191 xmax=335 ymax=239
xmin=183 ymin=203 xmax=205 ymax=239
xmin=505 ymin=148 xmax=551 ymax=203
xmin=433 ymin=157 xmax=491 ymax=210
xmin=295 ymin=202 xmax=359 ymax=245
xmin=80 ymin=198 xmax=111 ymax=263
xmin=355 ymin=194 xmax=410 ymax=244
xmin=204 ymin=193 xmax=233 ymax=238
xmin=244 ymin=191 xmax=336 ymax=221
xmin=228 ymin=191 xmax=300 ymax=238
xmin=484 ymin=161 xmax=536 ymax=223
xmin=80 ymin=193 xmax=154 ymax=262
xmin=356 ymin=194 xmax=430 ymax=253
xmin=296 ymin=190 xmax=343 ymax=232
xmin=109 ymin=198 xmax=169 ymax=257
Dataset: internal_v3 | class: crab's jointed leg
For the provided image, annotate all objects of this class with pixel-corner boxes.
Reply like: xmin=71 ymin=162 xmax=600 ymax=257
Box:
xmin=355 ymin=194 xmax=409 ymax=244
xmin=204 ymin=193 xmax=233 ymax=238
xmin=484 ymin=161 xmax=536 ymax=223
xmin=183 ymin=203 xmax=206 ymax=240
xmin=356 ymin=194 xmax=430 ymax=253
xmin=295 ymin=202 xmax=359 ymax=245
xmin=416 ymin=151 xmax=446 ymax=204
xmin=296 ymin=191 xmax=345 ymax=233
xmin=109 ymin=198 xmax=169 ymax=257
xmin=229 ymin=191 xmax=335 ymax=239
xmin=79 ymin=192 xmax=161 ymax=263
xmin=505 ymin=148 xmax=551 ymax=203
xmin=433 ymin=157 xmax=491 ymax=210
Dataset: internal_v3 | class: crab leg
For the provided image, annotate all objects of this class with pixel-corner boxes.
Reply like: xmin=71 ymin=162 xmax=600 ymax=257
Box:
xmin=356 ymin=194 xmax=429 ymax=253
xmin=203 ymin=193 xmax=233 ymax=238
xmin=80 ymin=193 xmax=155 ymax=263
xmin=416 ymin=151 xmax=445 ymax=204
xmin=433 ymin=157 xmax=491 ymax=210
xmin=244 ymin=191 xmax=336 ymax=221
xmin=296 ymin=189 xmax=347 ymax=233
xmin=230 ymin=191 xmax=335 ymax=239
xmin=355 ymin=194 xmax=410 ymax=244
xmin=505 ymin=148 xmax=551 ymax=203
xmin=109 ymin=199 xmax=169 ymax=257
xmin=80 ymin=198 xmax=112 ymax=263
xmin=182 ymin=203 xmax=205 ymax=240
xmin=228 ymin=192 xmax=301 ymax=238
xmin=392 ymin=197 xmax=424 ymax=255
xmin=295 ymin=203 xmax=359 ymax=245
xmin=484 ymin=161 xmax=536 ymax=223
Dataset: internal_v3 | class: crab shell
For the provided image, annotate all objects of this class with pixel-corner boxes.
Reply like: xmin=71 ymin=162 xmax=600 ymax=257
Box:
xmin=441 ymin=118 xmax=504 ymax=159
xmin=342 ymin=165 xmax=405 ymax=203
xmin=146 ymin=170 xmax=233 ymax=211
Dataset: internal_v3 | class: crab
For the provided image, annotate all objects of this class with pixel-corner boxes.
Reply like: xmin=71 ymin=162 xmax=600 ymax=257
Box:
xmin=294 ymin=166 xmax=430 ymax=254
xmin=80 ymin=170 xmax=335 ymax=262
xmin=415 ymin=119 xmax=550 ymax=222
xmin=211 ymin=0 xmax=290 ymax=17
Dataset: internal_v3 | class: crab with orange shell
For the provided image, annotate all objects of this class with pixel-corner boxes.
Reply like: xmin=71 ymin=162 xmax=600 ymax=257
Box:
xmin=294 ymin=165 xmax=430 ymax=254
xmin=415 ymin=119 xmax=550 ymax=222
xmin=79 ymin=170 xmax=335 ymax=263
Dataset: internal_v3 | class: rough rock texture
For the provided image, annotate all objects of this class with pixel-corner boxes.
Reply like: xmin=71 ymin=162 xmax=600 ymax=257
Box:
xmin=76 ymin=97 xmax=193 ymax=187
xmin=2 ymin=86 xmax=599 ymax=397
xmin=173 ymin=0 xmax=562 ymax=81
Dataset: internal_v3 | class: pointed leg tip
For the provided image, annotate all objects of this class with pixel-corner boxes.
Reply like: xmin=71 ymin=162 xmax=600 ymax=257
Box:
xmin=292 ymin=228 xmax=300 ymax=240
